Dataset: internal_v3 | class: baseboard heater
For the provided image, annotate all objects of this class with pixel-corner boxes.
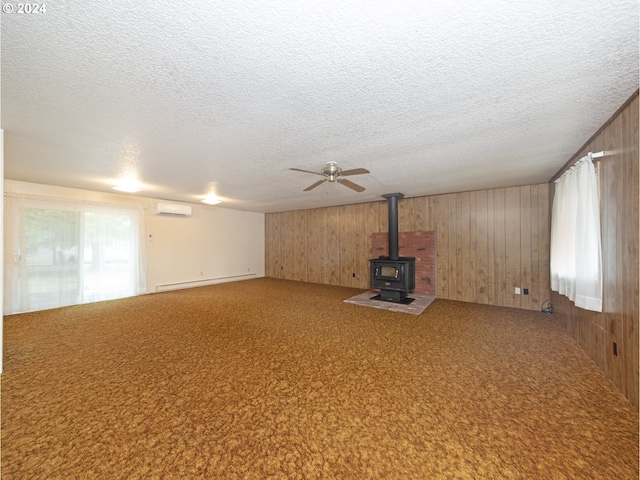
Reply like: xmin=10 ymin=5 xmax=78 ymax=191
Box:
xmin=155 ymin=273 xmax=257 ymax=293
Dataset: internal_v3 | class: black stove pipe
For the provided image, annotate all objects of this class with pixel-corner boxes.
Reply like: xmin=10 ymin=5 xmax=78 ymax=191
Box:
xmin=382 ymin=193 xmax=403 ymax=260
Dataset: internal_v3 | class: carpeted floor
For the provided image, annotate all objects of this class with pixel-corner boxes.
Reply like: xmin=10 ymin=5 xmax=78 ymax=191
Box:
xmin=2 ymin=278 xmax=638 ymax=479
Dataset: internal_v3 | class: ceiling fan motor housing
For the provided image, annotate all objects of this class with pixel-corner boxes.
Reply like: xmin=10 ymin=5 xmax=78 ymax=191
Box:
xmin=322 ymin=161 xmax=341 ymax=181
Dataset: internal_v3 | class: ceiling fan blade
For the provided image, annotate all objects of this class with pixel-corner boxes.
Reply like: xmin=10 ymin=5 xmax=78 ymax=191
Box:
xmin=337 ymin=178 xmax=365 ymax=192
xmin=339 ymin=167 xmax=370 ymax=176
xmin=303 ymin=179 xmax=328 ymax=191
xmin=290 ymin=167 xmax=324 ymax=176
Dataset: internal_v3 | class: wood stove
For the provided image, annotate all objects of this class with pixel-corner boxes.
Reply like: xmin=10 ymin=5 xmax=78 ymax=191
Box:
xmin=369 ymin=193 xmax=416 ymax=303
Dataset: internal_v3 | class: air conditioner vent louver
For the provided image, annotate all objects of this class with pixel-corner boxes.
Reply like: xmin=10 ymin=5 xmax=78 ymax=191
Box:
xmin=154 ymin=202 xmax=192 ymax=216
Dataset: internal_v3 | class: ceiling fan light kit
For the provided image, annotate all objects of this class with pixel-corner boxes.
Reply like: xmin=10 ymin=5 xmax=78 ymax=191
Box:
xmin=290 ymin=161 xmax=370 ymax=192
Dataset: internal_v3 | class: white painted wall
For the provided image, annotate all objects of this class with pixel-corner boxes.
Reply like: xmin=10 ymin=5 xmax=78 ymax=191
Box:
xmin=1 ymin=131 xmax=4 ymax=373
xmin=4 ymin=180 xmax=265 ymax=297
xmin=146 ymin=201 xmax=265 ymax=290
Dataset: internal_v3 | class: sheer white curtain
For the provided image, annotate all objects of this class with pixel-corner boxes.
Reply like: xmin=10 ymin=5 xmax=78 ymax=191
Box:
xmin=550 ymin=153 xmax=602 ymax=312
xmin=4 ymin=195 xmax=147 ymax=314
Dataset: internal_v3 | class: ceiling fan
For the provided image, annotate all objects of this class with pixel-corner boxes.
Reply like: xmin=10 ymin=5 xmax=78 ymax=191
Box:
xmin=290 ymin=161 xmax=370 ymax=192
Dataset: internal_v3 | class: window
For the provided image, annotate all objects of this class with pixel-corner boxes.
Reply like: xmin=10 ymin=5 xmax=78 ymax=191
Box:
xmin=4 ymin=195 xmax=147 ymax=314
xmin=550 ymin=154 xmax=602 ymax=312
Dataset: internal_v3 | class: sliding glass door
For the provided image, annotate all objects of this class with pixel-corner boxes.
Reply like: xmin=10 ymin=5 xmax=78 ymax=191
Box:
xmin=24 ymin=206 xmax=83 ymax=310
xmin=5 ymin=196 xmax=147 ymax=314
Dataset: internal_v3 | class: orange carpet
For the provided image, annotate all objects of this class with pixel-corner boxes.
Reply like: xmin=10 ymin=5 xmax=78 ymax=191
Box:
xmin=2 ymin=278 xmax=638 ymax=479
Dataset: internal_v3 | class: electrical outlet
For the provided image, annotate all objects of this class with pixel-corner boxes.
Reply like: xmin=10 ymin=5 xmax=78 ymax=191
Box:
xmin=523 ymin=288 xmax=529 ymax=295
xmin=515 ymin=287 xmax=521 ymax=295
xmin=352 ymin=273 xmax=356 ymax=278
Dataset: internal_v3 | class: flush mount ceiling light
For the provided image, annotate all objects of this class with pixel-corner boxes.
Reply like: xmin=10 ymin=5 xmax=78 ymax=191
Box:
xmin=113 ymin=176 xmax=143 ymax=193
xmin=201 ymin=194 xmax=222 ymax=205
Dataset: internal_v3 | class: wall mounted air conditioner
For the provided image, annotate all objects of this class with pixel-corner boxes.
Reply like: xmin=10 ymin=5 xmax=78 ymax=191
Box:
xmin=154 ymin=202 xmax=192 ymax=216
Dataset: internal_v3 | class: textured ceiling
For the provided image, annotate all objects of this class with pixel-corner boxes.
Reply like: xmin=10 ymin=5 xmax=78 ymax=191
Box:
xmin=2 ymin=0 xmax=638 ymax=213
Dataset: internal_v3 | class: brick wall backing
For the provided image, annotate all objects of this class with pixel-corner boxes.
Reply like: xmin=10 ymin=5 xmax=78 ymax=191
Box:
xmin=371 ymin=231 xmax=437 ymax=296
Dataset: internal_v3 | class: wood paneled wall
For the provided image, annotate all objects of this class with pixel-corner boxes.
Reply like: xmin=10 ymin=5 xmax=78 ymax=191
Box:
xmin=551 ymin=92 xmax=639 ymax=409
xmin=266 ymin=92 xmax=638 ymax=409
xmin=265 ymin=183 xmax=551 ymax=311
